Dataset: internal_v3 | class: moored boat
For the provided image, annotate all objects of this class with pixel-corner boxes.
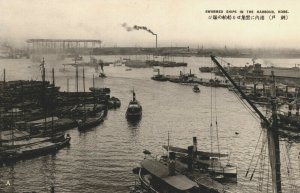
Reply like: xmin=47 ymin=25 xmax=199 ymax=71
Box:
xmin=162 ymin=137 xmax=237 ymax=179
xmin=0 ymin=134 xmax=71 ymax=163
xmin=77 ymin=111 xmax=105 ymax=131
xmin=193 ymin=85 xmax=200 ymax=93
xmin=99 ymin=72 xmax=107 ymax=78
xmin=89 ymin=87 xmax=111 ymax=94
xmin=151 ymin=69 xmax=168 ymax=81
xmin=136 ymin=151 xmax=225 ymax=193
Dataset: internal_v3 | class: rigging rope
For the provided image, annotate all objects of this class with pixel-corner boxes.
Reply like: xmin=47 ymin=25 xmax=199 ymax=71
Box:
xmin=245 ymin=129 xmax=263 ymax=177
xmin=210 ymin=59 xmax=214 ymax=155
xmin=282 ymin=142 xmax=297 ymax=193
xmin=258 ymin=135 xmax=267 ymax=191
xmin=250 ymin=130 xmax=267 ymax=181
xmin=214 ymin=72 xmax=221 ymax=157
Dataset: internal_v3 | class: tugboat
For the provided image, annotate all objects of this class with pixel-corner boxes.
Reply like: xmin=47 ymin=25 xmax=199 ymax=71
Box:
xmin=151 ymin=69 xmax=168 ymax=81
xmin=193 ymin=85 xmax=200 ymax=93
xmin=126 ymin=91 xmax=142 ymax=122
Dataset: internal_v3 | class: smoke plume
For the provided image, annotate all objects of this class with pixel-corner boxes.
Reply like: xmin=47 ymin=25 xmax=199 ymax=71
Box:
xmin=122 ymin=23 xmax=156 ymax=35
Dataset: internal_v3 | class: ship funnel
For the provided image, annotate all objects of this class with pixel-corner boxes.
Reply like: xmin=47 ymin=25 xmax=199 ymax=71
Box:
xmin=193 ymin=137 xmax=197 ymax=153
xmin=169 ymin=152 xmax=176 ymax=176
xmin=188 ymin=146 xmax=194 ymax=171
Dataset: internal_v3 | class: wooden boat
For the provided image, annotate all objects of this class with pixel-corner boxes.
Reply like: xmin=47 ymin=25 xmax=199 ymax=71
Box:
xmin=78 ymin=111 xmax=105 ymax=131
xmin=199 ymin=67 xmax=214 ymax=73
xmin=108 ymin=97 xmax=121 ymax=109
xmin=126 ymin=91 xmax=142 ymax=122
xmin=99 ymin=72 xmax=107 ymax=78
xmin=192 ymin=85 xmax=200 ymax=93
xmin=0 ymin=134 xmax=70 ymax=162
xmin=89 ymin=87 xmax=111 ymax=94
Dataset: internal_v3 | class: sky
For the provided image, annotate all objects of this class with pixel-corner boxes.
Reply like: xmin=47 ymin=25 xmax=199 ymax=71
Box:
xmin=0 ymin=0 xmax=299 ymax=49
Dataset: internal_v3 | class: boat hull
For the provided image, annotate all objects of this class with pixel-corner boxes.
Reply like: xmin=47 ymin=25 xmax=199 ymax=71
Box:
xmin=78 ymin=111 xmax=105 ymax=131
xmin=0 ymin=137 xmax=71 ymax=163
xmin=126 ymin=112 xmax=142 ymax=122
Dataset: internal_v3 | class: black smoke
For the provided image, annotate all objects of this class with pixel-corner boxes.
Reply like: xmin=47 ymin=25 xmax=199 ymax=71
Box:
xmin=122 ymin=23 xmax=156 ymax=35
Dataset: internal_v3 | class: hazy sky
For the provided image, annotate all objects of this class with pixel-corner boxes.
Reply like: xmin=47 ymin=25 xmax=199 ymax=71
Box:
xmin=0 ymin=0 xmax=299 ymax=48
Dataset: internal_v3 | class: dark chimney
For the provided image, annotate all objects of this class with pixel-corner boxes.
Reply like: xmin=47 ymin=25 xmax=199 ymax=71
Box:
xmin=288 ymin=104 xmax=292 ymax=116
xmin=193 ymin=137 xmax=197 ymax=153
xmin=169 ymin=152 xmax=176 ymax=176
xmin=188 ymin=146 xmax=194 ymax=171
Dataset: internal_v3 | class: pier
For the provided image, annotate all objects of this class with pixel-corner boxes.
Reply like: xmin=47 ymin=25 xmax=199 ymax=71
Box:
xmin=26 ymin=39 xmax=102 ymax=54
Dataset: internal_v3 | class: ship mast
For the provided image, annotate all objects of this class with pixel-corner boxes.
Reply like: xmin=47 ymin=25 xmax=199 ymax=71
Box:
xmin=211 ymin=56 xmax=282 ymax=193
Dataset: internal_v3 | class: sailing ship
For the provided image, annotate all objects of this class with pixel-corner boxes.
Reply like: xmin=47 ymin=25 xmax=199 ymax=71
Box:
xmin=126 ymin=90 xmax=142 ymax=122
xmin=211 ymin=55 xmax=283 ymax=193
xmin=0 ymin=58 xmax=71 ymax=163
xmin=133 ymin=55 xmax=288 ymax=193
xmin=77 ymin=67 xmax=105 ymax=131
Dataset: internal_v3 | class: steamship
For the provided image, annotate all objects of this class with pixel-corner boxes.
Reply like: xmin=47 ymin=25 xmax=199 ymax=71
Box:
xmin=126 ymin=91 xmax=142 ymax=122
xmin=136 ymin=150 xmax=225 ymax=193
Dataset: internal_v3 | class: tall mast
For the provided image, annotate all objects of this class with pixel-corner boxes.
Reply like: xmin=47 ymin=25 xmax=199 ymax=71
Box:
xmin=51 ymin=68 xmax=55 ymax=139
xmin=92 ymin=74 xmax=95 ymax=88
xmin=41 ymin=57 xmax=47 ymax=135
xmin=211 ymin=55 xmax=281 ymax=193
xmin=83 ymin=67 xmax=85 ymax=93
xmin=268 ymin=70 xmax=282 ymax=193
xmin=83 ymin=67 xmax=86 ymax=117
xmin=67 ymin=78 xmax=69 ymax=92
xmin=3 ymin=68 xmax=5 ymax=86
xmin=75 ymin=59 xmax=78 ymax=93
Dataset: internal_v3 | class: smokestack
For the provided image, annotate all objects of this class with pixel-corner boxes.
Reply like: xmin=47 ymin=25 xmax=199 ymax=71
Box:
xmin=155 ymin=34 xmax=157 ymax=49
xmin=67 ymin=78 xmax=69 ymax=92
xmin=188 ymin=146 xmax=194 ymax=171
xmin=288 ymin=104 xmax=292 ymax=116
xmin=3 ymin=68 xmax=5 ymax=84
xmin=169 ymin=152 xmax=176 ymax=176
xmin=193 ymin=137 xmax=197 ymax=153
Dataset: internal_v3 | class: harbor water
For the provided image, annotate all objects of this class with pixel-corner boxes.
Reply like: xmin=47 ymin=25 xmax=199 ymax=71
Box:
xmin=0 ymin=55 xmax=299 ymax=192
